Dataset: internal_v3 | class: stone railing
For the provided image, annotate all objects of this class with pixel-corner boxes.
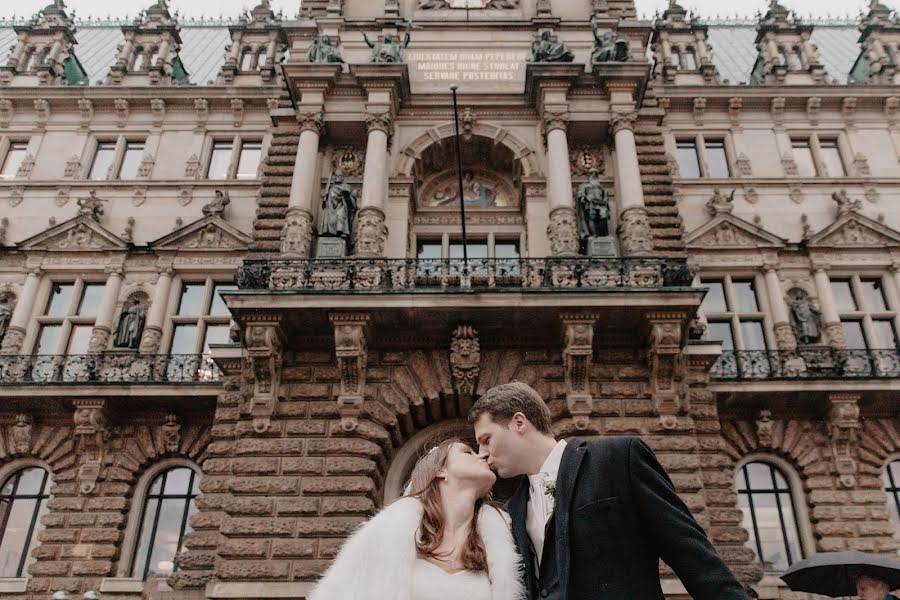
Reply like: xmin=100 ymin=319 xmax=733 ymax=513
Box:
xmin=710 ymin=348 xmax=900 ymax=380
xmin=0 ymin=354 xmax=222 ymax=385
xmin=236 ymin=257 xmax=695 ymax=292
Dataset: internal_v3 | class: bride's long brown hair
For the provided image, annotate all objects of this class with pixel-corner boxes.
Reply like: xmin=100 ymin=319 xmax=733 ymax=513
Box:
xmin=404 ymin=438 xmax=493 ymax=572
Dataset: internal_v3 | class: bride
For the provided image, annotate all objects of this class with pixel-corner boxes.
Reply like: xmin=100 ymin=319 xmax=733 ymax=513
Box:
xmin=308 ymin=439 xmax=525 ymax=600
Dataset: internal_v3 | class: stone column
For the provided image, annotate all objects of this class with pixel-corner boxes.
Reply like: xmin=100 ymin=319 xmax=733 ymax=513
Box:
xmin=87 ymin=270 xmax=123 ymax=354
xmin=281 ymin=109 xmax=323 ymax=257
xmin=157 ymin=39 xmax=171 ymax=66
xmin=139 ymin=270 xmax=173 ymax=354
xmin=763 ymin=264 xmax=796 ymax=350
xmin=353 ymin=111 xmax=391 ymax=257
xmin=612 ymin=112 xmax=653 ymax=256
xmin=813 ymin=265 xmax=846 ymax=348
xmin=1 ymin=270 xmax=40 ymax=355
xmin=543 ymin=110 xmax=579 ymax=256
xmin=116 ymin=38 xmax=134 ymax=65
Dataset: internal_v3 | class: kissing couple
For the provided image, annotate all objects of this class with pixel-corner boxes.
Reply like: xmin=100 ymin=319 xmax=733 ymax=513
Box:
xmin=309 ymin=381 xmax=749 ymax=600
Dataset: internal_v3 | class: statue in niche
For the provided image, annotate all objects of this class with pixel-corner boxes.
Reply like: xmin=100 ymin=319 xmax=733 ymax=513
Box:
xmin=363 ymin=30 xmax=411 ymax=64
xmin=575 ymin=168 xmax=610 ymax=240
xmin=113 ymin=297 xmax=147 ymax=349
xmin=790 ymin=293 xmax=822 ymax=345
xmin=77 ymin=190 xmax=106 ymax=222
xmin=530 ymin=31 xmax=575 ymax=63
xmin=319 ymin=169 xmax=358 ymax=239
xmin=202 ymin=190 xmax=230 ymax=218
xmin=307 ymin=35 xmax=343 ymax=64
xmin=0 ymin=292 xmax=13 ymax=343
xmin=591 ymin=14 xmax=630 ymax=63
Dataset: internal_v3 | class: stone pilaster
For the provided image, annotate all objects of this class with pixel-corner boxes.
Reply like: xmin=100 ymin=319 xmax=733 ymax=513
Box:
xmin=812 ymin=263 xmax=846 ymax=349
xmin=543 ymin=110 xmax=580 ymax=256
xmin=139 ymin=269 xmax=172 ymax=354
xmin=353 ymin=112 xmax=392 ymax=257
xmin=763 ymin=264 xmax=796 ymax=350
xmin=281 ymin=109 xmax=323 ymax=258
xmin=87 ymin=269 xmax=124 ymax=354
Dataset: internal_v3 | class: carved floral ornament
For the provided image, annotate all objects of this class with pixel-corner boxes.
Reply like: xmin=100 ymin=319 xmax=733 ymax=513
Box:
xmin=561 ymin=312 xmax=598 ymax=431
xmin=244 ymin=321 xmax=284 ymax=434
xmin=450 ymin=325 xmax=480 ymax=398
xmin=330 ymin=313 xmax=369 ymax=432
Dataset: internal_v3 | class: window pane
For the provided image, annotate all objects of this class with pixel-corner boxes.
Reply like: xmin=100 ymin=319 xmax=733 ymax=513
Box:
xmin=791 ymin=141 xmax=816 ymax=177
xmin=257 ymin=52 xmax=268 ymax=69
xmin=682 ymin=49 xmax=697 ymax=70
xmin=236 ymin=143 xmax=262 ymax=180
xmin=0 ymin=468 xmax=50 ymax=578
xmin=0 ymin=144 xmax=28 ymax=180
xmin=416 ymin=241 xmax=441 ymax=260
xmin=842 ymin=321 xmax=867 ymax=349
xmin=707 ymin=321 xmax=734 ymax=350
xmin=148 ymin=51 xmax=160 ymax=68
xmin=449 ymin=241 xmax=488 ymax=259
xmin=830 ymin=281 xmax=856 ymax=312
xmin=177 ymin=284 xmax=207 ymax=316
xmin=670 ymin=50 xmax=681 ymax=68
xmin=203 ymin=325 xmax=230 ymax=352
xmin=676 ymin=141 xmax=701 ymax=178
xmin=240 ymin=50 xmax=254 ymax=71
xmin=0 ymin=498 xmax=37 ymax=576
xmin=705 ymin=140 xmax=731 ymax=178
xmin=45 ymin=283 xmax=75 ymax=316
xmin=77 ymin=284 xmax=106 ymax=316
xmin=170 ymin=325 xmax=198 ymax=355
xmin=162 ymin=468 xmax=193 ymax=495
xmin=859 ymin=279 xmax=888 ymax=312
xmin=818 ymin=140 xmax=845 ymax=177
xmin=731 ymin=281 xmax=759 ymax=313
xmin=132 ymin=497 xmax=159 ymax=578
xmin=701 ymin=280 xmax=727 ymax=313
xmin=740 ymin=321 xmax=768 ymax=351
xmin=35 ymin=325 xmax=62 ymax=354
xmin=67 ymin=326 xmax=93 ymax=354
xmin=207 ymin=144 xmax=233 ymax=180
xmin=210 ymin=284 xmax=236 ymax=317
xmin=132 ymin=50 xmax=146 ymax=71
xmin=494 ymin=241 xmax=521 ymax=260
xmin=871 ymin=320 xmax=898 ymax=349
xmin=88 ymin=143 xmax=117 ymax=180
xmin=119 ymin=143 xmax=145 ymax=180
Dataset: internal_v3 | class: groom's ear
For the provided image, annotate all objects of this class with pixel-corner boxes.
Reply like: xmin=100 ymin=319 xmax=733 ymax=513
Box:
xmin=511 ymin=412 xmax=529 ymax=433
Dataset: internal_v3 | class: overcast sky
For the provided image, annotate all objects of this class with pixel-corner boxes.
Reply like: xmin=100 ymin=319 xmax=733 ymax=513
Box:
xmin=2 ymin=0 xmax=895 ymax=21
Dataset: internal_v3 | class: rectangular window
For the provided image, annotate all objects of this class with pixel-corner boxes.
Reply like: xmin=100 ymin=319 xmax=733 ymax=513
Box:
xmin=416 ymin=241 xmax=442 ymax=261
xmin=830 ymin=280 xmax=857 ymax=312
xmin=818 ymin=139 xmax=845 ymax=177
xmin=235 ymin=142 xmax=262 ymax=180
xmin=45 ymin=283 xmax=76 ymax=317
xmin=206 ymin=138 xmax=263 ymax=180
xmin=676 ymin=141 xmax=701 ymax=178
xmin=859 ymin=279 xmax=887 ymax=312
xmin=707 ymin=321 xmax=734 ymax=350
xmin=699 ymin=276 xmax=769 ymax=352
xmin=0 ymin=143 xmax=28 ymax=180
xmin=207 ymin=143 xmax=233 ymax=180
xmin=831 ymin=274 xmax=899 ymax=352
xmin=791 ymin=140 xmax=816 ymax=177
xmin=88 ymin=142 xmax=117 ymax=180
xmin=449 ymin=241 xmax=488 ymax=260
xmin=731 ymin=280 xmax=760 ymax=313
xmin=871 ymin=320 xmax=898 ymax=349
xmin=701 ymin=281 xmax=728 ymax=313
xmin=842 ymin=321 xmax=867 ymax=349
xmin=118 ymin=142 xmax=145 ymax=179
xmin=167 ymin=279 xmax=234 ymax=357
xmin=704 ymin=140 xmax=731 ymax=178
xmin=34 ymin=280 xmax=105 ymax=356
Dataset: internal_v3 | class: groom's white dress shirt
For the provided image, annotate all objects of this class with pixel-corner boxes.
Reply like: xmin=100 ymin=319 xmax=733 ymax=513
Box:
xmin=526 ymin=439 xmax=567 ymax=567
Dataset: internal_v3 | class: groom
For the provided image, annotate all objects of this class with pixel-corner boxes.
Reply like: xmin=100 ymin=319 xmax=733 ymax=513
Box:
xmin=470 ymin=381 xmax=748 ymax=600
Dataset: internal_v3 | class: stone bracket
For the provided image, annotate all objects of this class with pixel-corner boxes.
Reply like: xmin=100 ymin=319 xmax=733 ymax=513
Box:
xmin=73 ymin=399 xmax=112 ymax=495
xmin=330 ymin=312 xmax=370 ymax=432
xmin=647 ymin=314 xmax=687 ymax=427
xmin=243 ymin=319 xmax=284 ymax=434
xmin=450 ymin=324 xmax=481 ymax=407
xmin=561 ymin=311 xmax=599 ymax=430
xmin=829 ymin=392 xmax=860 ymax=489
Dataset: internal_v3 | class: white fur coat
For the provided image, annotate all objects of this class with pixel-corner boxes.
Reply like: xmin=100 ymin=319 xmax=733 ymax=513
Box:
xmin=308 ymin=497 xmax=526 ymax=600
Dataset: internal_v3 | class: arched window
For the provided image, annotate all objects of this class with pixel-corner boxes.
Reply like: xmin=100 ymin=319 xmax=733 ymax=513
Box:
xmin=0 ymin=466 xmax=52 ymax=578
xmin=239 ymin=48 xmax=254 ymax=71
xmin=736 ymin=461 xmax=803 ymax=571
xmin=256 ymin=48 xmax=268 ymax=70
xmin=682 ymin=47 xmax=697 ymax=70
xmin=132 ymin=48 xmax=146 ymax=71
xmin=670 ymin=48 xmax=682 ymax=69
xmin=130 ymin=466 xmax=200 ymax=580
xmin=883 ymin=459 xmax=900 ymax=536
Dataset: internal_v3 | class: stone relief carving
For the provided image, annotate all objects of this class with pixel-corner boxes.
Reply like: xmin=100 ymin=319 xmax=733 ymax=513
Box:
xmin=282 ymin=210 xmax=315 ymax=257
xmin=114 ymin=98 xmax=129 ymax=127
xmin=59 ymin=224 xmax=101 ymax=249
xmin=547 ymin=206 xmax=579 ymax=256
xmin=137 ymin=154 xmax=154 ymax=178
xmin=735 ymin=153 xmax=752 ymax=176
xmin=571 ymin=146 xmax=604 ymax=175
xmin=330 ymin=313 xmax=369 ymax=432
xmin=618 ymin=207 xmax=653 ymax=255
xmin=450 ymin=325 xmax=480 ymax=399
xmin=647 ymin=317 xmax=686 ymax=425
xmin=12 ymin=413 xmax=33 ymax=454
xmin=353 ymin=207 xmax=388 ymax=257
xmin=184 ymin=154 xmax=201 ymax=179
xmin=829 ymin=393 xmax=860 ymax=489
xmin=755 ymin=410 xmax=773 ymax=447
xmin=202 ymin=190 xmax=231 ymax=218
xmin=244 ymin=321 xmax=284 ymax=434
xmin=705 ymin=188 xmax=735 ymax=216
xmin=73 ymin=399 xmax=111 ymax=495
xmin=832 ymin=189 xmax=861 ymax=215
xmin=162 ymin=414 xmax=181 ymax=454
xmin=8 ymin=187 xmax=24 ymax=207
xmin=562 ymin=312 xmax=598 ymax=430
xmin=63 ymin=155 xmax=82 ymax=179
xmin=77 ymin=190 xmax=106 ymax=222
xmin=194 ymin=99 xmax=209 ymax=130
xmin=331 ymin=147 xmax=364 ymax=178
xmin=0 ymin=99 xmax=13 ymax=128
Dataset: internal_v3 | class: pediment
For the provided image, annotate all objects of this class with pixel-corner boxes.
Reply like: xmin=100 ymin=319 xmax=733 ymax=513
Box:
xmin=149 ymin=216 xmax=252 ymax=251
xmin=685 ymin=214 xmax=787 ymax=250
xmin=16 ymin=216 xmax=128 ymax=251
xmin=807 ymin=212 xmax=900 ymax=249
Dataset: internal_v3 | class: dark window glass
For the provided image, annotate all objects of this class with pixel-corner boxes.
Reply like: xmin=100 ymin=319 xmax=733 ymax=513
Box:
xmin=736 ymin=462 xmax=803 ymax=572
xmin=416 ymin=241 xmax=442 ymax=261
xmin=449 ymin=241 xmax=488 ymax=260
xmin=494 ymin=241 xmax=521 ymax=260
xmin=676 ymin=141 xmax=701 ymax=178
xmin=0 ymin=467 xmax=52 ymax=577
xmin=170 ymin=325 xmax=198 ymax=355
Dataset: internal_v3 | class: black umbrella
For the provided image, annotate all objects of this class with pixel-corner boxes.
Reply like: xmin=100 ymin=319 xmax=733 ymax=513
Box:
xmin=781 ymin=550 xmax=900 ymax=597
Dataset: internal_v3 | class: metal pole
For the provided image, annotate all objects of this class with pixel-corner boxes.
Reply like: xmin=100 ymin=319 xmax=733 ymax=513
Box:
xmin=450 ymin=84 xmax=469 ymax=272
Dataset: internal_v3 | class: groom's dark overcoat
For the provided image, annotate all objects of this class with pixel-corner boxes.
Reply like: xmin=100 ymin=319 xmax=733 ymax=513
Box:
xmin=505 ymin=436 xmax=748 ymax=600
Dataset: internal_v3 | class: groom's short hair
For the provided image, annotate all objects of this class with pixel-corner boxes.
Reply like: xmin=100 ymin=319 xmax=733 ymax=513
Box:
xmin=468 ymin=381 xmax=553 ymax=434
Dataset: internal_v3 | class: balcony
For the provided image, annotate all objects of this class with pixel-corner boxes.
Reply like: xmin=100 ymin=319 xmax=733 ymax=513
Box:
xmin=710 ymin=348 xmax=900 ymax=381
xmin=0 ymin=354 xmax=222 ymax=385
xmin=236 ymin=257 xmax=695 ymax=292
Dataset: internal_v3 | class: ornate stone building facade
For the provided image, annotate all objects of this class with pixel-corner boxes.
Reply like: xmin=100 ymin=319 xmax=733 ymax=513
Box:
xmin=0 ymin=1 xmax=898 ymax=599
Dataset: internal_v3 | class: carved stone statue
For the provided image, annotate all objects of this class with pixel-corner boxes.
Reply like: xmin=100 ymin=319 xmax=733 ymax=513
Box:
xmin=363 ymin=31 xmax=411 ymax=64
xmin=0 ymin=292 xmax=13 ymax=343
xmin=790 ymin=294 xmax=822 ymax=345
xmin=575 ymin=168 xmax=610 ymax=240
xmin=832 ymin=189 xmax=861 ymax=214
xmin=77 ymin=191 xmax=106 ymax=222
xmin=418 ymin=0 xmax=449 ymax=8
xmin=530 ymin=31 xmax=575 ymax=63
xmin=591 ymin=15 xmax=630 ymax=63
xmin=202 ymin=190 xmax=231 ymax=218
xmin=307 ymin=35 xmax=343 ymax=63
xmin=113 ymin=297 xmax=147 ymax=349
xmin=319 ymin=169 xmax=358 ymax=239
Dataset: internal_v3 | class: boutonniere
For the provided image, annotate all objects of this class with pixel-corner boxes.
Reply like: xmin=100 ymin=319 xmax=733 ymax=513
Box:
xmin=543 ymin=480 xmax=556 ymax=499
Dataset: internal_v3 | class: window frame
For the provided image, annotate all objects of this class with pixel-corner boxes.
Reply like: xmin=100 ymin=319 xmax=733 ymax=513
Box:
xmin=830 ymin=273 xmax=899 ymax=350
xmin=699 ymin=274 xmax=773 ymax=352
xmin=84 ymin=135 xmax=148 ymax=181
xmin=0 ymin=139 xmax=30 ymax=181
xmin=788 ymin=132 xmax=850 ymax=178
xmin=201 ymin=135 xmax=263 ymax=181
xmin=31 ymin=278 xmax=106 ymax=355
xmin=413 ymin=233 xmax=524 ymax=261
xmin=163 ymin=277 xmax=235 ymax=357
xmin=673 ymin=133 xmax=734 ymax=178
xmin=0 ymin=459 xmax=54 ymax=581
xmin=883 ymin=455 xmax=900 ymax=543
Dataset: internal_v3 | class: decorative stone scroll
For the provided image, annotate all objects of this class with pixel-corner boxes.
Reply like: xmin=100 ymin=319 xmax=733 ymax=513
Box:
xmin=647 ymin=314 xmax=686 ymax=428
xmin=244 ymin=319 xmax=284 ymax=433
xmin=561 ymin=312 xmax=598 ymax=430
xmin=330 ymin=313 xmax=370 ymax=432
xmin=73 ymin=399 xmax=111 ymax=495
xmin=450 ymin=325 xmax=480 ymax=400
xmin=829 ymin=393 xmax=860 ymax=488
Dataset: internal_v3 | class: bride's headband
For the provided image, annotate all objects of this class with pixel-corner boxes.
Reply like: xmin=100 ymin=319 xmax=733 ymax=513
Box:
xmin=402 ymin=444 xmax=442 ymax=496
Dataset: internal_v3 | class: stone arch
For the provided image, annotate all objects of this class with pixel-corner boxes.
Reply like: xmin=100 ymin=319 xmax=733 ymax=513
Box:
xmin=394 ymin=122 xmax=540 ymax=178
xmin=858 ymin=418 xmax=900 ymax=478
xmin=109 ymin=420 xmax=212 ymax=483
xmin=720 ymin=417 xmax=830 ymax=478
xmin=0 ymin=420 xmax=77 ymax=476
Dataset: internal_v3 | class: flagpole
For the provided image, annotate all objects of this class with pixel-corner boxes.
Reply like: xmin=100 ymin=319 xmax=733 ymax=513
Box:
xmin=450 ymin=84 xmax=469 ymax=272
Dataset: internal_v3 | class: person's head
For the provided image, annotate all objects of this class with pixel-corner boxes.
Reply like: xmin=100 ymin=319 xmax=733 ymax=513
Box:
xmin=404 ymin=439 xmax=495 ymax=570
xmin=468 ymin=381 xmax=554 ymax=478
xmin=856 ymin=574 xmax=891 ymax=600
